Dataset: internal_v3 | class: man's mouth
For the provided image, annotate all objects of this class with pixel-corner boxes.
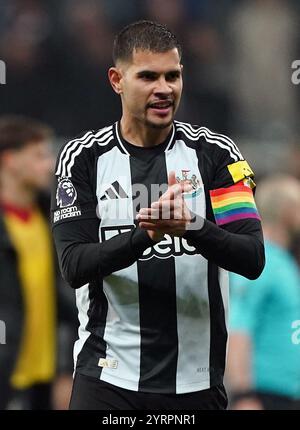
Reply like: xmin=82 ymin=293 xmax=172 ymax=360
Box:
xmin=148 ymin=100 xmax=174 ymax=116
xmin=148 ymin=100 xmax=173 ymax=109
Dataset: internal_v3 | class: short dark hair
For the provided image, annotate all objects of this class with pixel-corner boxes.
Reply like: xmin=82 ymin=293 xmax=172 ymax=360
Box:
xmin=113 ymin=20 xmax=182 ymax=64
xmin=0 ymin=115 xmax=53 ymax=154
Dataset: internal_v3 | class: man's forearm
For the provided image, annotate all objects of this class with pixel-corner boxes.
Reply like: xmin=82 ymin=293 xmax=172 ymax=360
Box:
xmin=227 ymin=333 xmax=253 ymax=392
xmin=183 ymin=217 xmax=265 ymax=279
xmin=226 ymin=333 xmax=264 ymax=409
xmin=55 ymin=225 xmax=155 ymax=289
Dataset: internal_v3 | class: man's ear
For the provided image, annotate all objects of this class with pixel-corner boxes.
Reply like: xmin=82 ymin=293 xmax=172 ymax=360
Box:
xmin=108 ymin=67 xmax=123 ymax=95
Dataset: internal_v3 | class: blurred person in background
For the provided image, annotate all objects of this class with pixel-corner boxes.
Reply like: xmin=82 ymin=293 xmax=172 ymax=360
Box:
xmin=0 ymin=116 xmax=75 ymax=410
xmin=229 ymin=0 xmax=298 ymax=139
xmin=101 ymin=0 xmax=143 ymax=27
xmin=0 ymin=0 xmax=57 ymax=123
xmin=183 ymin=20 xmax=231 ymax=132
xmin=59 ymin=0 xmax=121 ymax=134
xmin=143 ymin=0 xmax=186 ymax=38
xmin=227 ymin=175 xmax=300 ymax=410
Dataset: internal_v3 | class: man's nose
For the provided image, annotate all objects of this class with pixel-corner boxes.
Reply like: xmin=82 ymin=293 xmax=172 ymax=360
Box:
xmin=154 ymin=77 xmax=172 ymax=96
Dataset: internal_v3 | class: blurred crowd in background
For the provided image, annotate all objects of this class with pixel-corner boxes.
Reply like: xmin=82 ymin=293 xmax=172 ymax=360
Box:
xmin=0 ymin=0 xmax=300 ymax=410
xmin=1 ymin=0 xmax=300 ymax=173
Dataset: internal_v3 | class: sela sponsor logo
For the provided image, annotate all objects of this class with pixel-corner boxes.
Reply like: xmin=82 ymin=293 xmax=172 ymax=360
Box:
xmin=101 ymin=225 xmax=197 ymax=259
xmin=53 ymin=205 xmax=81 ymax=223
xmin=141 ymin=233 xmax=197 ymax=260
xmin=56 ymin=177 xmax=77 ymax=208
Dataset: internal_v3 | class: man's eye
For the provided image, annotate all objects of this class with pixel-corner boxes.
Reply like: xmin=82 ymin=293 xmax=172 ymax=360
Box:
xmin=139 ymin=74 xmax=156 ymax=81
xmin=167 ymin=73 xmax=180 ymax=81
xmin=138 ymin=73 xmax=156 ymax=81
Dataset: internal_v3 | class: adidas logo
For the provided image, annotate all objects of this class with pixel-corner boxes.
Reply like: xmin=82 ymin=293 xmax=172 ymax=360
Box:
xmin=100 ymin=181 xmax=129 ymax=201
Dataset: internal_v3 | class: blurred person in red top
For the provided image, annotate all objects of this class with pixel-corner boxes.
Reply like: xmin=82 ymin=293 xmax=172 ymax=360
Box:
xmin=0 ymin=115 xmax=58 ymax=409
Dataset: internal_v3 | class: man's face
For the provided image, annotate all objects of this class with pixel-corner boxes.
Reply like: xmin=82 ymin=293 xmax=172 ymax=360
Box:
xmin=117 ymin=48 xmax=183 ymax=129
xmin=5 ymin=140 xmax=55 ymax=191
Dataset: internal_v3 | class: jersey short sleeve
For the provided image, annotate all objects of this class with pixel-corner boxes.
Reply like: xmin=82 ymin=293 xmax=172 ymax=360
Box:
xmin=51 ymin=137 xmax=97 ymax=227
xmin=209 ymin=140 xmax=260 ymax=226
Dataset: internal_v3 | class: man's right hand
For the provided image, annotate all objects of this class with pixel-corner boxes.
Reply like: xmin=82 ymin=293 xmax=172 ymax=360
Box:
xmin=139 ymin=171 xmax=192 ymax=241
xmin=146 ymin=229 xmax=165 ymax=242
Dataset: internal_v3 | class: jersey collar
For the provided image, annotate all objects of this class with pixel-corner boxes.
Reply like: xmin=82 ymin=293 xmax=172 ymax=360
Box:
xmin=115 ymin=121 xmax=176 ymax=156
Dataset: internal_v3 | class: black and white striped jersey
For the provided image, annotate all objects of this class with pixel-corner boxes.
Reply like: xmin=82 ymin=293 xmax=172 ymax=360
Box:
xmin=51 ymin=120 xmax=264 ymax=394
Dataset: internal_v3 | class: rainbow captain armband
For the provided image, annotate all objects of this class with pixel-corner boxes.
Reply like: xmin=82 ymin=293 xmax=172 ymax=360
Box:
xmin=210 ymin=182 xmax=260 ymax=226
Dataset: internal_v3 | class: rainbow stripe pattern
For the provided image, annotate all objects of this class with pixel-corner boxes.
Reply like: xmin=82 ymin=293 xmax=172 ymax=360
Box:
xmin=210 ymin=182 xmax=260 ymax=226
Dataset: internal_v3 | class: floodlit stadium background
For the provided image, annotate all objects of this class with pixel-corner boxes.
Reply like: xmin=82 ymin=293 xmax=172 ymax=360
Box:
xmin=0 ymin=0 xmax=300 ymax=410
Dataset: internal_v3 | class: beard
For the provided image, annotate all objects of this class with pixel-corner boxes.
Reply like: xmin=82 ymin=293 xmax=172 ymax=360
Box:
xmin=143 ymin=105 xmax=175 ymax=129
xmin=144 ymin=117 xmax=173 ymax=129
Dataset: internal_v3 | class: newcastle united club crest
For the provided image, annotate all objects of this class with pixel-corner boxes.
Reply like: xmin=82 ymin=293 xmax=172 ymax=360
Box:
xmin=176 ymin=170 xmax=202 ymax=199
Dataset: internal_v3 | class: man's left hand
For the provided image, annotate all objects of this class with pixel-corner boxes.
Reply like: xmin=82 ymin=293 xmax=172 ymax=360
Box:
xmin=137 ymin=171 xmax=193 ymax=237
